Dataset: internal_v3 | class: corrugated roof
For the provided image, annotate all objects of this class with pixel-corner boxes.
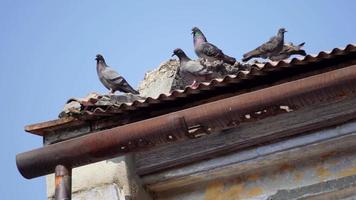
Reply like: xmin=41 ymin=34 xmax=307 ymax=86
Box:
xmin=25 ymin=44 xmax=356 ymax=135
xmin=78 ymin=44 xmax=356 ymax=116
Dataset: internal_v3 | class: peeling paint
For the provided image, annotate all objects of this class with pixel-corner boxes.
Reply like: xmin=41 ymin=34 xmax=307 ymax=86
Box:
xmin=153 ymin=120 xmax=356 ymax=200
xmin=200 ymin=157 xmax=355 ymax=200
xmin=294 ymin=171 xmax=304 ymax=182
xmin=204 ymin=177 xmax=265 ymax=200
xmin=224 ymin=182 xmax=244 ymax=200
xmin=337 ymin=167 xmax=356 ymax=178
xmin=320 ymin=151 xmax=337 ymax=160
xmin=204 ymin=181 xmax=224 ymax=200
xmin=247 ymin=173 xmax=260 ymax=182
xmin=315 ymin=166 xmax=332 ymax=181
xmin=245 ymin=187 xmax=263 ymax=198
xmin=278 ymin=163 xmax=294 ymax=172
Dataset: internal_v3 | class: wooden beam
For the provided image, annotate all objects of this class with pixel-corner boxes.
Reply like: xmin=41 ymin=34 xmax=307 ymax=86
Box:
xmin=135 ymin=95 xmax=356 ymax=176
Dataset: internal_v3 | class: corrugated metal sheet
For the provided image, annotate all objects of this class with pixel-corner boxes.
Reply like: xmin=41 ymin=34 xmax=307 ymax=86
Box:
xmin=25 ymin=44 xmax=356 ymax=135
xmin=79 ymin=44 xmax=356 ymax=116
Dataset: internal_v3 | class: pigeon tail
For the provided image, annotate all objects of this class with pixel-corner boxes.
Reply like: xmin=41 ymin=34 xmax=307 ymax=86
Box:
xmin=120 ymin=85 xmax=140 ymax=95
xmin=242 ymin=49 xmax=262 ymax=62
xmin=294 ymin=49 xmax=307 ymax=56
xmin=222 ymin=55 xmax=237 ymax=65
xmin=298 ymin=42 xmax=305 ymax=48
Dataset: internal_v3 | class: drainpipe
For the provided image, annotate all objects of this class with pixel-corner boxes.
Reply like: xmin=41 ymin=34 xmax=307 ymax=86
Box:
xmin=55 ymin=165 xmax=71 ymax=200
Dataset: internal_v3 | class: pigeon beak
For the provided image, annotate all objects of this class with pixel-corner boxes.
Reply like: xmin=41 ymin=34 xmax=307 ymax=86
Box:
xmin=171 ymin=53 xmax=175 ymax=57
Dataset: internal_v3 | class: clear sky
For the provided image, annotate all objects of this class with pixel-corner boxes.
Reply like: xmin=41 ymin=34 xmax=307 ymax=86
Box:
xmin=0 ymin=0 xmax=355 ymax=199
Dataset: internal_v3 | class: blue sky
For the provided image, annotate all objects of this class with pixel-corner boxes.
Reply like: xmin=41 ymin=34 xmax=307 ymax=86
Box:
xmin=0 ymin=1 xmax=355 ymax=199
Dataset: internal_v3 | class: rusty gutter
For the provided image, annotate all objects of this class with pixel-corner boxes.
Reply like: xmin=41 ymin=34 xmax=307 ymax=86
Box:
xmin=16 ymin=65 xmax=356 ymax=179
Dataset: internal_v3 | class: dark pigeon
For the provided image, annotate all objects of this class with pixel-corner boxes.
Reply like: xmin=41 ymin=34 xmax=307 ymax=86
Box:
xmin=269 ymin=42 xmax=306 ymax=61
xmin=192 ymin=27 xmax=236 ymax=65
xmin=172 ymin=48 xmax=212 ymax=87
xmin=95 ymin=54 xmax=139 ymax=94
xmin=242 ymin=28 xmax=287 ymax=62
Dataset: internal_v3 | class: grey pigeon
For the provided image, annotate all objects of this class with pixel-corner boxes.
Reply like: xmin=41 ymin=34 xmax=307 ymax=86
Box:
xmin=269 ymin=42 xmax=306 ymax=61
xmin=172 ymin=48 xmax=212 ymax=87
xmin=95 ymin=54 xmax=139 ymax=94
xmin=242 ymin=28 xmax=287 ymax=62
xmin=192 ymin=27 xmax=236 ymax=65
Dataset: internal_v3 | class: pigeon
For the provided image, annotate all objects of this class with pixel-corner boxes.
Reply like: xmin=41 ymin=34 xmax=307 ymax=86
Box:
xmin=269 ymin=42 xmax=306 ymax=61
xmin=95 ymin=54 xmax=139 ymax=95
xmin=192 ymin=27 xmax=236 ymax=65
xmin=242 ymin=28 xmax=287 ymax=62
xmin=172 ymin=48 xmax=212 ymax=87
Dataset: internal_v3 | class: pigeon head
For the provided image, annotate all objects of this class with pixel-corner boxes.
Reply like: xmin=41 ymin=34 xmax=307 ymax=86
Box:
xmin=192 ymin=27 xmax=207 ymax=44
xmin=191 ymin=27 xmax=203 ymax=36
xmin=172 ymin=48 xmax=190 ymax=61
xmin=172 ymin=48 xmax=185 ymax=57
xmin=95 ymin=54 xmax=105 ymax=62
xmin=192 ymin=27 xmax=201 ymax=33
xmin=278 ymin=28 xmax=287 ymax=34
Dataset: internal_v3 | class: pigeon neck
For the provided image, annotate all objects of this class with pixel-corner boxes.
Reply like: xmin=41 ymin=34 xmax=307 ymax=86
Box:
xmin=177 ymin=52 xmax=191 ymax=62
xmin=278 ymin=32 xmax=285 ymax=41
xmin=194 ymin=33 xmax=207 ymax=46
xmin=97 ymin=60 xmax=106 ymax=71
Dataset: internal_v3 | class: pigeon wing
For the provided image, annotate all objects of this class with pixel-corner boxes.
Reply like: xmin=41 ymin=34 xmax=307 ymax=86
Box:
xmin=102 ymin=67 xmax=139 ymax=94
xmin=186 ymin=61 xmax=212 ymax=76
xmin=102 ymin=67 xmax=124 ymax=83
xmin=259 ymin=36 xmax=279 ymax=52
xmin=201 ymin=42 xmax=224 ymax=58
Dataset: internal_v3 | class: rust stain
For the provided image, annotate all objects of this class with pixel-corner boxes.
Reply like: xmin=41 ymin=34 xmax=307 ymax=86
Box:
xmin=204 ymin=180 xmax=224 ymax=200
xmin=294 ymin=171 xmax=304 ymax=182
xmin=320 ymin=151 xmax=336 ymax=160
xmin=328 ymin=157 xmax=340 ymax=165
xmin=278 ymin=163 xmax=294 ymax=172
xmin=204 ymin=175 xmax=263 ymax=200
xmin=247 ymin=173 xmax=260 ymax=182
xmin=223 ymin=182 xmax=244 ymax=200
xmin=315 ymin=166 xmax=332 ymax=181
xmin=245 ymin=187 xmax=263 ymax=198
xmin=55 ymin=176 xmax=63 ymax=187
xmin=337 ymin=167 xmax=356 ymax=178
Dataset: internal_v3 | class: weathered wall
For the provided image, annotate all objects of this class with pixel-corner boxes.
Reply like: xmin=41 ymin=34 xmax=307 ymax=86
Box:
xmin=46 ymin=155 xmax=152 ymax=200
xmin=157 ymin=151 xmax=356 ymax=200
xmin=152 ymin=121 xmax=356 ymax=200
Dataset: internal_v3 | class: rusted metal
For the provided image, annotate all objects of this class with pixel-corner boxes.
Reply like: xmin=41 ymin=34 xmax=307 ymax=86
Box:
xmin=55 ymin=165 xmax=71 ymax=200
xmin=17 ymin=116 xmax=189 ymax=179
xmin=16 ymin=65 xmax=356 ymax=179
